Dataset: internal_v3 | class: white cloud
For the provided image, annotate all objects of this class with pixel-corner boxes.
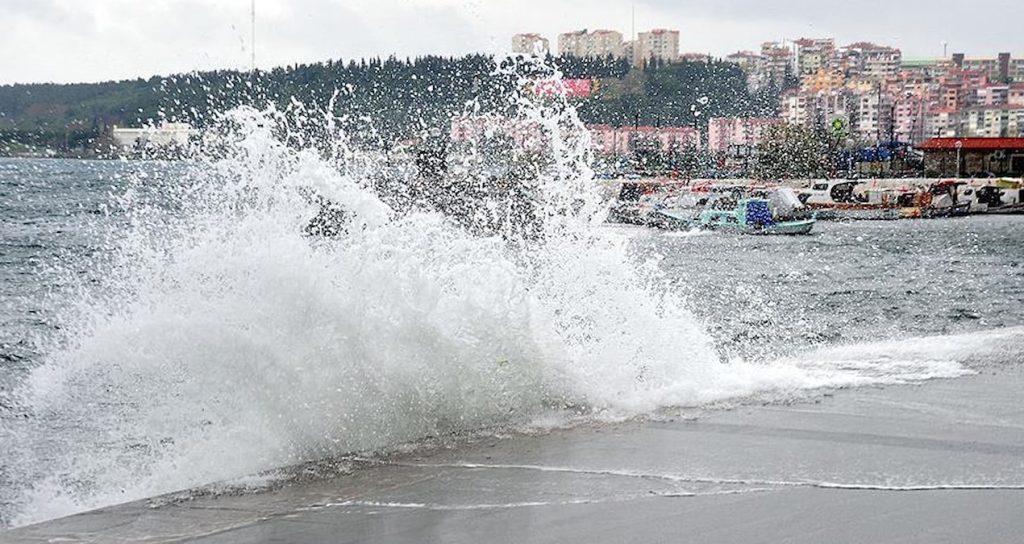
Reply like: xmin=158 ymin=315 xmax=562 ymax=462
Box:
xmin=0 ymin=0 xmax=1021 ymax=84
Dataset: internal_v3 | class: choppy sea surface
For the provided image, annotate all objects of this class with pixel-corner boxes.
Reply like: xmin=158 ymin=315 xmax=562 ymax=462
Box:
xmin=2 ymin=154 xmax=1023 ymax=527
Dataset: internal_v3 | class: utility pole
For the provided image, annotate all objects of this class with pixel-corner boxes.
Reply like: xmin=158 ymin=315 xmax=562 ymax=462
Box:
xmin=251 ymin=0 xmax=256 ymax=72
xmin=631 ymin=5 xmax=635 ymax=43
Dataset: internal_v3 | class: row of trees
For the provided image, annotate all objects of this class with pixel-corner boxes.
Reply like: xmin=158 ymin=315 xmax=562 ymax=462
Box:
xmin=1 ymin=54 xmax=779 ymax=155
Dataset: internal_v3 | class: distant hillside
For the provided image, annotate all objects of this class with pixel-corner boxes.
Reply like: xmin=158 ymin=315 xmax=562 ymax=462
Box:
xmin=0 ymin=54 xmax=779 ymax=156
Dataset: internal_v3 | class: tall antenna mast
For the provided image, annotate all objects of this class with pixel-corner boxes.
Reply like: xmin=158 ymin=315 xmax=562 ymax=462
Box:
xmin=631 ymin=5 xmax=635 ymax=42
xmin=250 ymin=0 xmax=256 ymax=72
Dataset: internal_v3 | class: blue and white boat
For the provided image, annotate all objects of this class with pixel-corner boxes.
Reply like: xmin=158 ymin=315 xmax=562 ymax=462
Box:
xmin=655 ymin=188 xmax=816 ymax=235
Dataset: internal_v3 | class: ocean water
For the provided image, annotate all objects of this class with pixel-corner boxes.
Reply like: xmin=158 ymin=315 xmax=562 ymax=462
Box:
xmin=2 ymin=103 xmax=1024 ymax=527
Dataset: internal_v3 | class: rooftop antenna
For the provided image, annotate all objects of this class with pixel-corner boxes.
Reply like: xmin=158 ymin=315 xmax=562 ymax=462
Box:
xmin=250 ymin=0 xmax=256 ymax=72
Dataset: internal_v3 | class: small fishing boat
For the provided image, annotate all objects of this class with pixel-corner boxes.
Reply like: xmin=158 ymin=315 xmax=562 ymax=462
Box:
xmin=963 ymin=179 xmax=1024 ymax=214
xmin=799 ymin=180 xmax=905 ymax=221
xmin=656 ymin=195 xmax=816 ymax=235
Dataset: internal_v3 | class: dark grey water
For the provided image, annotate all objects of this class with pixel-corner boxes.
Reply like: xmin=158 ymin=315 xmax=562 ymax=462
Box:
xmin=2 ymin=156 xmax=1024 ymax=528
xmin=5 ymin=158 xmax=1022 ymax=385
xmin=648 ymin=217 xmax=1024 ymax=362
xmin=0 ymin=159 xmax=185 ymax=392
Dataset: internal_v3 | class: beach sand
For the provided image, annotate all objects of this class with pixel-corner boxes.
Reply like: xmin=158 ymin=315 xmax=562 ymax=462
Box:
xmin=7 ymin=365 xmax=1024 ymax=543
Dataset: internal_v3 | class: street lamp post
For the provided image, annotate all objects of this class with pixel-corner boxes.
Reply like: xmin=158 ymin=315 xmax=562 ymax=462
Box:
xmin=955 ymin=139 xmax=963 ymax=178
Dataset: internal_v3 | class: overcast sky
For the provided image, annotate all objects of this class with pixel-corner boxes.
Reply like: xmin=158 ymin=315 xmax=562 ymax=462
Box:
xmin=2 ymin=0 xmax=1022 ymax=85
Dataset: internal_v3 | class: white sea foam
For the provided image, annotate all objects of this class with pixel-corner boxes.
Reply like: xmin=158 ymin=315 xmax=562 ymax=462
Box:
xmin=3 ymin=62 xmax=1015 ymax=528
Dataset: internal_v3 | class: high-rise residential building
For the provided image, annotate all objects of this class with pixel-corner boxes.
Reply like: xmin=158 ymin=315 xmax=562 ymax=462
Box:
xmin=962 ymin=106 xmax=1012 ymax=137
xmin=636 ymin=29 xmax=680 ymax=63
xmin=843 ymin=43 xmax=902 ymax=81
xmin=850 ymin=90 xmax=892 ymax=141
xmin=801 ymin=68 xmax=845 ymax=93
xmin=761 ymin=41 xmax=795 ymax=87
xmin=725 ymin=51 xmax=761 ymax=70
xmin=793 ymin=38 xmax=835 ymax=76
xmin=1009 ymin=107 xmax=1024 ymax=136
xmin=1010 ymin=85 xmax=1024 ymax=106
xmin=511 ymin=33 xmax=550 ymax=55
xmin=558 ymin=29 xmax=624 ymax=59
xmin=924 ymin=109 xmax=959 ymax=138
xmin=781 ymin=92 xmax=811 ymax=126
xmin=957 ymin=105 xmax=1024 ymax=137
xmin=725 ymin=51 xmax=768 ymax=90
xmin=976 ymin=85 xmax=1011 ymax=106
xmin=557 ymin=30 xmax=588 ymax=57
xmin=1011 ymin=59 xmax=1024 ymax=83
xmin=957 ymin=53 xmax=1024 ymax=83
xmin=781 ymin=90 xmax=850 ymax=130
xmin=937 ymin=69 xmax=988 ymax=110
xmin=892 ymin=98 xmax=927 ymax=143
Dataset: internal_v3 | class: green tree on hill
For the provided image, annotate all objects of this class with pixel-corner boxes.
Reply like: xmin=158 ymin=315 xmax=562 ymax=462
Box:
xmin=754 ymin=123 xmax=827 ymax=180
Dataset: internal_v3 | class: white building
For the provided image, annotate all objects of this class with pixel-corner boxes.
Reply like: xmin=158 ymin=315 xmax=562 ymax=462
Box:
xmin=558 ymin=29 xmax=624 ymax=59
xmin=793 ymin=38 xmax=835 ymax=76
xmin=725 ymin=51 xmax=769 ymax=90
xmin=782 ymin=90 xmax=850 ymax=132
xmin=851 ymin=91 xmax=890 ymax=141
xmin=636 ymin=29 xmax=679 ymax=63
xmin=924 ymin=109 xmax=959 ymax=138
xmin=962 ymin=106 xmax=1024 ymax=137
xmin=111 ymin=122 xmax=195 ymax=149
xmin=842 ymin=43 xmax=902 ymax=81
xmin=511 ymin=33 xmax=550 ymax=55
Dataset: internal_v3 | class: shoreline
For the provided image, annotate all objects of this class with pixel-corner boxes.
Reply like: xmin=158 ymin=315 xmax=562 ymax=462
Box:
xmin=6 ymin=365 xmax=1024 ymax=543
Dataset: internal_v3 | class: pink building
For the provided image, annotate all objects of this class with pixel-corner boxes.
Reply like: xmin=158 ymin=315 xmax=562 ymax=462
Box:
xmin=588 ymin=125 xmax=700 ymax=156
xmin=532 ymin=78 xmax=594 ymax=98
xmin=893 ymin=99 xmax=927 ymax=143
xmin=450 ymin=115 xmax=545 ymax=150
xmin=977 ymin=85 xmax=1010 ymax=106
xmin=707 ymin=117 xmax=781 ymax=153
xmin=1007 ymin=84 xmax=1024 ymax=106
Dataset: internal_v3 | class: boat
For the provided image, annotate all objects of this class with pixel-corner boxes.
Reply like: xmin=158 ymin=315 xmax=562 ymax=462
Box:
xmin=961 ymin=178 xmax=1024 ymax=214
xmin=606 ymin=180 xmax=689 ymax=226
xmin=798 ymin=179 xmax=904 ymax=220
xmin=899 ymin=180 xmax=971 ymax=219
xmin=656 ymin=188 xmax=816 ymax=235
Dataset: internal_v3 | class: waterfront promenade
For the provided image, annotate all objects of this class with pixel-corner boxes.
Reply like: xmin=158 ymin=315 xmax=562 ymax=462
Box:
xmin=8 ymin=364 xmax=1024 ymax=543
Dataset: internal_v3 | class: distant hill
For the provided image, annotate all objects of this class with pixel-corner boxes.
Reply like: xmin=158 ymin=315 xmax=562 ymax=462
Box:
xmin=0 ymin=54 xmax=779 ymax=156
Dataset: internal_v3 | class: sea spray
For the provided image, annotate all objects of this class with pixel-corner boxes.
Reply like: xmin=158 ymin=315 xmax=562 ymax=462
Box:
xmin=0 ymin=58 xmax=980 ymax=528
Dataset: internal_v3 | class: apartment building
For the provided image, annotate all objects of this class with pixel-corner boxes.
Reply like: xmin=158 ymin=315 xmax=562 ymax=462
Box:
xmin=1010 ymin=85 xmax=1024 ymax=106
xmin=801 ymin=69 xmax=845 ymax=93
xmin=558 ymin=29 xmax=624 ymax=58
xmin=892 ymin=99 xmax=927 ymax=143
xmin=636 ymin=29 xmax=680 ymax=63
xmin=761 ymin=41 xmax=794 ymax=87
xmin=725 ymin=51 xmax=769 ymax=90
xmin=793 ymin=38 xmax=835 ymax=76
xmin=842 ymin=42 xmax=902 ymax=80
xmin=707 ymin=117 xmax=781 ymax=153
xmin=851 ymin=91 xmax=891 ymax=141
xmin=924 ymin=109 xmax=959 ymax=138
xmin=962 ymin=106 xmax=1024 ymax=137
xmin=976 ymin=85 xmax=1011 ymax=106
xmin=781 ymin=90 xmax=850 ymax=130
xmin=588 ymin=125 xmax=700 ymax=155
xmin=511 ymin=33 xmax=550 ymax=55
xmin=954 ymin=52 xmax=1024 ymax=83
